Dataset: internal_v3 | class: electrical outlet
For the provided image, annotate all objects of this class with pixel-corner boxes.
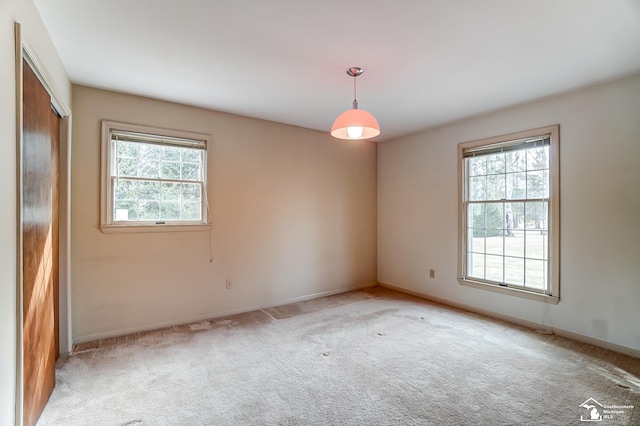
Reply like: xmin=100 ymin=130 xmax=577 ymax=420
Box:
xmin=429 ymin=269 xmax=435 ymax=279
xmin=226 ymin=279 xmax=232 ymax=289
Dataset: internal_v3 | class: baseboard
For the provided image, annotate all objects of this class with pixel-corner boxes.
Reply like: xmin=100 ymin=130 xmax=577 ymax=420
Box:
xmin=378 ymin=282 xmax=640 ymax=359
xmin=73 ymin=281 xmax=377 ymax=345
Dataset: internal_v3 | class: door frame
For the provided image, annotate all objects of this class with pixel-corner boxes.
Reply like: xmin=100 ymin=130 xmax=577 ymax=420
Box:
xmin=14 ymin=22 xmax=72 ymax=426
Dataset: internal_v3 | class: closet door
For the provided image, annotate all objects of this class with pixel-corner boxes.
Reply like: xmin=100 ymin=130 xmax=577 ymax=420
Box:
xmin=22 ymin=59 xmax=60 ymax=426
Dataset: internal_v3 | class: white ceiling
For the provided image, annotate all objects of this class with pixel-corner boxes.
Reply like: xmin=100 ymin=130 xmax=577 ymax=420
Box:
xmin=34 ymin=0 xmax=640 ymax=141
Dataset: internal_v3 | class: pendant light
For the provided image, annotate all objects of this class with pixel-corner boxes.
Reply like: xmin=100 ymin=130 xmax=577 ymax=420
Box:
xmin=331 ymin=67 xmax=380 ymax=140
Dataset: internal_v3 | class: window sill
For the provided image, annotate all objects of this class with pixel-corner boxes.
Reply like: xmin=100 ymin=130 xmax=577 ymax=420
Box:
xmin=100 ymin=223 xmax=211 ymax=234
xmin=458 ymin=278 xmax=559 ymax=305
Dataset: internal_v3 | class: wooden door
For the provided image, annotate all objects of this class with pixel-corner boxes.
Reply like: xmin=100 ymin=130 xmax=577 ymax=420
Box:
xmin=22 ymin=59 xmax=60 ymax=426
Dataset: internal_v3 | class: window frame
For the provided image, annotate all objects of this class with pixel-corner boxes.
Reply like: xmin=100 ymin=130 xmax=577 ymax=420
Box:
xmin=100 ymin=120 xmax=211 ymax=233
xmin=457 ymin=125 xmax=560 ymax=304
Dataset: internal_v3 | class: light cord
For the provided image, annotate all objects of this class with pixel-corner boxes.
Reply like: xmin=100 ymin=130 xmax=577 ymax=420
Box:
xmin=353 ymin=75 xmax=357 ymax=102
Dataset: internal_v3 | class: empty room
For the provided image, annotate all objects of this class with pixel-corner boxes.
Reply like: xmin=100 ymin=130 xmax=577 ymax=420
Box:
xmin=2 ymin=0 xmax=640 ymax=425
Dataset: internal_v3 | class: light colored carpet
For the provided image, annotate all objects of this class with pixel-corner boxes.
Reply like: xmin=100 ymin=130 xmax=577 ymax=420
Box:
xmin=38 ymin=287 xmax=639 ymax=425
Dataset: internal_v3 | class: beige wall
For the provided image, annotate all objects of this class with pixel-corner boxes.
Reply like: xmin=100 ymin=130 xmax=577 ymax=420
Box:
xmin=0 ymin=0 xmax=71 ymax=424
xmin=71 ymin=85 xmax=378 ymax=342
xmin=378 ymin=73 xmax=640 ymax=352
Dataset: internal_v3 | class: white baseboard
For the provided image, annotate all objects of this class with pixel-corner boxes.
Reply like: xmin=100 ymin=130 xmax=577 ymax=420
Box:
xmin=378 ymin=282 xmax=640 ymax=359
xmin=73 ymin=281 xmax=377 ymax=345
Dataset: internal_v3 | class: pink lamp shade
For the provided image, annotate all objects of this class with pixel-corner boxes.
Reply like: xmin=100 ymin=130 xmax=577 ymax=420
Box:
xmin=331 ymin=108 xmax=380 ymax=140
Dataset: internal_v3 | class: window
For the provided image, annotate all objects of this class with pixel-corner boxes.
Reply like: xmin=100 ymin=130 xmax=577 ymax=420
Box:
xmin=100 ymin=120 xmax=210 ymax=233
xmin=458 ymin=125 xmax=559 ymax=304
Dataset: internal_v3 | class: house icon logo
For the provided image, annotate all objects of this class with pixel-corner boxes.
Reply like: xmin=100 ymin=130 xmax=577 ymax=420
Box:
xmin=580 ymin=398 xmax=603 ymax=421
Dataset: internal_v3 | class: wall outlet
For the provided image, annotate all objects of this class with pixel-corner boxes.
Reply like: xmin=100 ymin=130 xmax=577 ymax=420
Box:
xmin=429 ymin=269 xmax=435 ymax=279
xmin=226 ymin=279 xmax=232 ymax=289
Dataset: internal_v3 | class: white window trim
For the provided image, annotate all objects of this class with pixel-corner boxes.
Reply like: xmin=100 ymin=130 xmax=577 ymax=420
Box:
xmin=457 ymin=125 xmax=560 ymax=304
xmin=100 ymin=120 xmax=211 ymax=233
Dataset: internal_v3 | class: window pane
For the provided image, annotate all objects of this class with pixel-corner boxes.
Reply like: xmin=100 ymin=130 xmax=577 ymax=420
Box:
xmin=139 ymin=144 xmax=161 ymax=161
xmin=162 ymin=146 xmax=181 ymax=161
xmin=526 ymin=170 xmax=548 ymax=198
xmin=527 ymin=147 xmax=548 ymax=171
xmin=505 ymin=257 xmax=524 ymax=286
xmin=161 ymin=202 xmax=181 ymax=220
xmin=487 ymin=174 xmax=505 ymax=200
xmin=161 ymin=161 xmax=181 ymax=180
xmin=116 ymin=157 xmax=137 ymax=177
xmin=116 ymin=141 xmax=138 ymax=159
xmin=504 ymin=204 xmax=516 ymax=237
xmin=469 ymin=229 xmax=485 ymax=255
xmin=485 ymin=255 xmax=503 ymax=282
xmin=182 ymin=149 xmax=201 ymax=163
xmin=182 ymin=183 xmax=201 ymax=201
xmin=525 ymin=202 xmax=546 ymax=230
xmin=486 ymin=153 xmax=505 ymax=174
xmin=510 ymin=202 xmax=524 ymax=231
xmin=505 ymin=232 xmax=524 ymax=259
xmin=525 ymin=259 xmax=547 ymax=290
xmin=182 ymin=202 xmax=202 ymax=220
xmin=135 ymin=145 xmax=161 ymax=178
xmin=485 ymin=203 xmax=503 ymax=235
xmin=161 ymin=182 xmax=180 ymax=201
xmin=139 ymin=181 xmax=160 ymax=200
xmin=114 ymin=201 xmax=137 ymax=221
xmin=114 ymin=179 xmax=137 ymax=201
xmin=485 ymin=234 xmax=503 ymax=256
xmin=506 ymin=151 xmax=526 ymax=173
xmin=182 ymin=162 xmax=201 ymax=181
xmin=525 ymin=231 xmax=548 ymax=261
xmin=469 ymin=228 xmax=487 ymax=253
xmin=469 ymin=230 xmax=486 ymax=254
xmin=468 ymin=253 xmax=485 ymax=279
xmin=506 ymin=172 xmax=526 ymax=199
xmin=469 ymin=203 xmax=485 ymax=229
xmin=138 ymin=160 xmax=160 ymax=179
xmin=538 ymin=201 xmax=548 ymax=232
xmin=469 ymin=156 xmax=486 ymax=177
xmin=138 ymin=200 xmax=159 ymax=220
xmin=467 ymin=230 xmax=477 ymax=255
xmin=470 ymin=176 xmax=486 ymax=201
